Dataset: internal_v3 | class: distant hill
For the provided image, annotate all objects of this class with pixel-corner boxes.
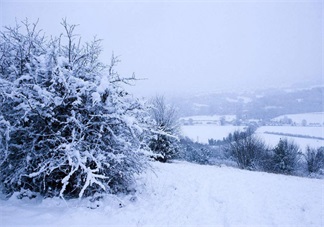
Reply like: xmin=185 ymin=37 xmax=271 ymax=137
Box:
xmin=173 ymin=86 xmax=324 ymax=120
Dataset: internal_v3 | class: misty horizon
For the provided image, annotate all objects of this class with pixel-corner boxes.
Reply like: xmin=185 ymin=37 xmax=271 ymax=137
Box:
xmin=1 ymin=0 xmax=322 ymax=97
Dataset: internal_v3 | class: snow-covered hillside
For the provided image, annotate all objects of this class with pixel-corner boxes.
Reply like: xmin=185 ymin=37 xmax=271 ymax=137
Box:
xmin=1 ymin=161 xmax=323 ymax=227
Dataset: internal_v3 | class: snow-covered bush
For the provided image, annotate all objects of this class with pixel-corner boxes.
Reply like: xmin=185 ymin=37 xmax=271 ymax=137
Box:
xmin=269 ymin=138 xmax=301 ymax=175
xmin=148 ymin=96 xmax=179 ymax=162
xmin=177 ymin=137 xmax=214 ymax=164
xmin=223 ymin=128 xmax=267 ymax=170
xmin=0 ymin=20 xmax=150 ymax=199
xmin=304 ymin=146 xmax=324 ymax=174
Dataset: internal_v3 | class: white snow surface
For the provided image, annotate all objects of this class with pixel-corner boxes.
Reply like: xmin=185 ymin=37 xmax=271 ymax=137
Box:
xmin=256 ymin=126 xmax=324 ymax=150
xmin=180 ymin=115 xmax=236 ymax=122
xmin=1 ymin=161 xmax=323 ymax=227
xmin=257 ymin=133 xmax=324 ymax=150
xmin=257 ymin=126 xmax=324 ymax=138
xmin=272 ymin=112 xmax=324 ymax=125
xmin=181 ymin=125 xmax=246 ymax=143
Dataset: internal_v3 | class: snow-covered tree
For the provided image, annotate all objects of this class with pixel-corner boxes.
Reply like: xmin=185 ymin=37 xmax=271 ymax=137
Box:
xmin=304 ymin=146 xmax=324 ymax=174
xmin=0 ymin=19 xmax=150 ymax=199
xmin=148 ymin=96 xmax=179 ymax=162
xmin=223 ymin=127 xmax=267 ymax=170
xmin=270 ymin=138 xmax=301 ymax=174
xmin=178 ymin=137 xmax=214 ymax=165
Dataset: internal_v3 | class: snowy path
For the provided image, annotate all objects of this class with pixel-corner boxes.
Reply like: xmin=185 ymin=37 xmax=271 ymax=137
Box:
xmin=1 ymin=161 xmax=323 ymax=227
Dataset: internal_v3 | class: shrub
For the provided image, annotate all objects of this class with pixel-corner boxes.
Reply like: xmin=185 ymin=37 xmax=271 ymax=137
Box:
xmin=223 ymin=128 xmax=267 ymax=170
xmin=0 ymin=20 xmax=150 ymax=199
xmin=148 ymin=96 xmax=179 ymax=162
xmin=177 ymin=137 xmax=217 ymax=164
xmin=304 ymin=146 xmax=324 ymax=174
xmin=269 ymin=138 xmax=301 ymax=174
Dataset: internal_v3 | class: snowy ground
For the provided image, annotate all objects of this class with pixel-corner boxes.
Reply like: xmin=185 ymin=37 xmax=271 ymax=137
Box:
xmin=258 ymin=133 xmax=324 ymax=150
xmin=256 ymin=126 xmax=324 ymax=149
xmin=181 ymin=125 xmax=246 ymax=143
xmin=1 ymin=161 xmax=323 ymax=227
xmin=272 ymin=112 xmax=324 ymax=125
xmin=180 ymin=115 xmax=236 ymax=122
xmin=257 ymin=126 xmax=324 ymax=138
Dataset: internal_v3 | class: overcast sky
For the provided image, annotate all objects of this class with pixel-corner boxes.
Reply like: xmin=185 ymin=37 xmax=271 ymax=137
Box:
xmin=1 ymin=0 xmax=322 ymax=97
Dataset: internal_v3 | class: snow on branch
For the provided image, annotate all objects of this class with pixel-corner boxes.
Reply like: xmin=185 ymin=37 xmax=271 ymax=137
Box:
xmin=0 ymin=19 xmax=151 ymax=199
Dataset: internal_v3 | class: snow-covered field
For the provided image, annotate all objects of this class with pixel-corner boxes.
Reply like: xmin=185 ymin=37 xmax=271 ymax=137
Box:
xmin=181 ymin=125 xmax=246 ymax=143
xmin=181 ymin=125 xmax=324 ymax=150
xmin=272 ymin=112 xmax=324 ymax=125
xmin=180 ymin=115 xmax=236 ymax=122
xmin=256 ymin=126 xmax=324 ymax=149
xmin=257 ymin=126 xmax=324 ymax=138
xmin=257 ymin=133 xmax=324 ymax=150
xmin=1 ymin=161 xmax=323 ymax=227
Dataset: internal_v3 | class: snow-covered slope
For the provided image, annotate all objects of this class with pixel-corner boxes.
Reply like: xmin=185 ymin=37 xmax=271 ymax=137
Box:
xmin=1 ymin=161 xmax=323 ymax=227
